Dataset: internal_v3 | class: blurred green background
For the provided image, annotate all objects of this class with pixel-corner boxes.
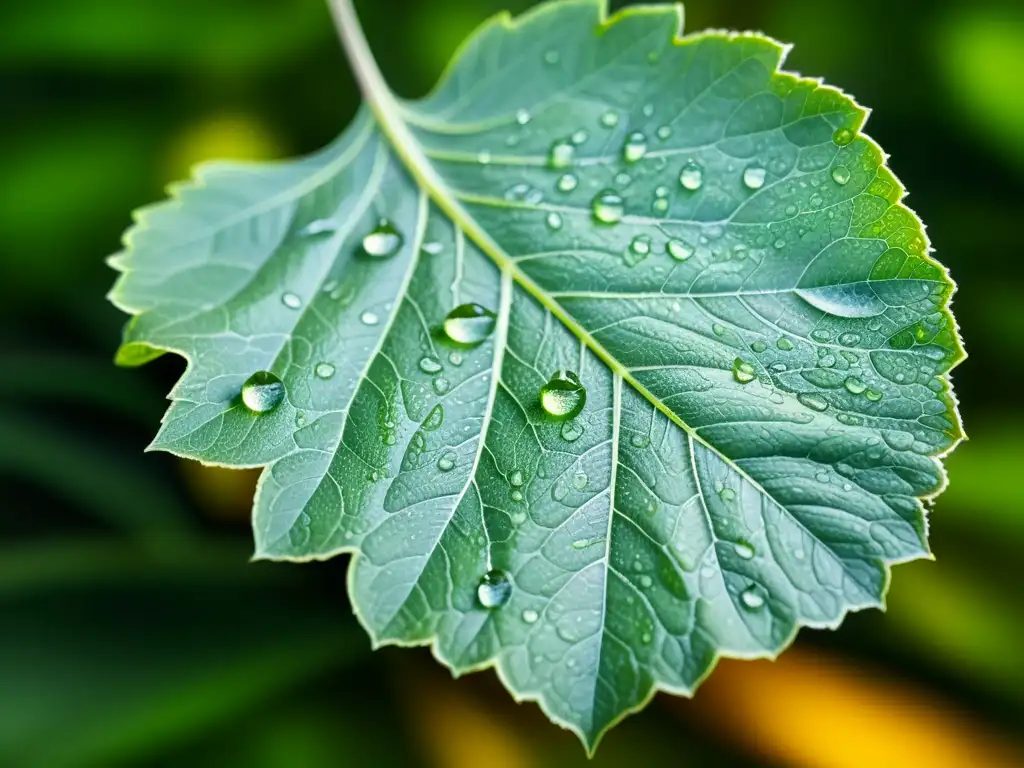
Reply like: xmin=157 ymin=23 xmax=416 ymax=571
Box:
xmin=1 ymin=0 xmax=1022 ymax=765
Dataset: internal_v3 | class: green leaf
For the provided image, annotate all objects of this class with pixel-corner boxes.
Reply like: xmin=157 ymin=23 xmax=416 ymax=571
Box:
xmin=108 ymin=0 xmax=964 ymax=751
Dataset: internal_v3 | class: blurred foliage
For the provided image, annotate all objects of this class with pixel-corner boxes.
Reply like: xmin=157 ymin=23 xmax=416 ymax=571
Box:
xmin=0 ymin=0 xmax=1021 ymax=765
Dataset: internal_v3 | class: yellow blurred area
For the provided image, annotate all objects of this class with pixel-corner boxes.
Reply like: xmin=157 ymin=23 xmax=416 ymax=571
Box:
xmin=674 ymin=646 xmax=1024 ymax=768
xmin=161 ymin=113 xmax=285 ymax=183
xmin=180 ymin=460 xmax=260 ymax=522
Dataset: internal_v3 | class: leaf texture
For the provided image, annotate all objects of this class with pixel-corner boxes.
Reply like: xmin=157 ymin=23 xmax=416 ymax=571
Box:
xmin=108 ymin=0 xmax=964 ymax=750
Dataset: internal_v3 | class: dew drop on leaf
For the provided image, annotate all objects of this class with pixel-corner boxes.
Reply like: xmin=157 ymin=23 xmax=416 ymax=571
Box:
xmin=622 ymin=131 xmax=647 ymax=163
xmin=422 ymin=404 xmax=444 ymax=431
xmin=741 ymin=586 xmax=765 ymax=609
xmin=443 ymin=303 xmax=497 ymax=345
xmin=571 ymin=129 xmax=589 ymax=145
xmin=865 ymin=388 xmax=883 ymax=402
xmin=560 ymin=420 xmax=584 ymax=442
xmin=241 ymin=371 xmax=285 ymax=414
xmin=831 ymin=165 xmax=851 ymax=185
xmin=556 ymin=173 xmax=578 ymax=192
xmin=832 ymin=127 xmax=855 ymax=146
xmin=656 ymin=125 xmax=672 ymax=140
xmin=798 ymin=392 xmax=829 ymax=412
xmin=522 ymin=609 xmax=539 ymax=624
xmin=546 ymin=212 xmax=563 ymax=230
xmin=591 ymin=190 xmax=624 ymax=224
xmin=777 ymin=337 xmax=794 ymax=351
xmin=437 ymin=452 xmax=456 ymax=472
xmin=515 ymin=108 xmax=531 ymax=125
xmin=732 ymin=358 xmax=756 ymax=384
xmin=549 ymin=140 xmax=574 ymax=169
xmin=734 ymin=541 xmax=755 ymax=559
xmin=510 ymin=469 xmax=524 ymax=487
xmin=419 ymin=356 xmax=443 ymax=374
xmin=477 ymin=570 xmax=512 ymax=609
xmin=299 ymin=219 xmax=336 ymax=237
xmin=362 ymin=219 xmax=403 ymax=257
xmin=600 ymin=110 xmax=619 ymax=128
xmin=539 ymin=370 xmax=587 ymax=420
xmin=281 ymin=292 xmax=302 ymax=309
xmin=679 ymin=161 xmax=704 ymax=190
xmin=360 ymin=310 xmax=379 ymax=326
xmin=314 ymin=362 xmax=335 ymax=379
xmin=666 ymin=239 xmax=693 ymax=261
xmin=844 ymin=376 xmax=867 ymax=394
xmin=742 ymin=165 xmax=766 ymax=190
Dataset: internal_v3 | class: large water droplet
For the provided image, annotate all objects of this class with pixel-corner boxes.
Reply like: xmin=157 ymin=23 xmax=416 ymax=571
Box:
xmin=556 ymin=173 xmax=578 ymax=193
xmin=549 ymin=140 xmax=574 ymax=169
xmin=362 ymin=219 xmax=403 ymax=257
xmin=437 ymin=452 xmax=456 ymax=472
xmin=743 ymin=165 xmax=766 ymax=190
xmin=732 ymin=358 xmax=756 ymax=384
xmin=314 ymin=362 xmax=335 ymax=379
xmin=623 ymin=132 xmax=648 ymax=163
xmin=477 ymin=570 xmax=512 ymax=609
xmin=666 ymin=239 xmax=693 ymax=261
xmin=539 ymin=370 xmax=587 ymax=421
xmin=740 ymin=586 xmax=765 ymax=609
xmin=831 ymin=165 xmax=851 ymax=185
xmin=241 ymin=371 xmax=285 ymax=414
xmin=798 ymin=392 xmax=829 ymax=412
xmin=844 ymin=376 xmax=866 ymax=394
xmin=679 ymin=161 xmax=704 ymax=191
xmin=443 ymin=303 xmax=497 ymax=345
xmin=591 ymin=190 xmax=624 ymax=224
xmin=282 ymin=292 xmax=302 ymax=310
xmin=832 ymin=127 xmax=855 ymax=146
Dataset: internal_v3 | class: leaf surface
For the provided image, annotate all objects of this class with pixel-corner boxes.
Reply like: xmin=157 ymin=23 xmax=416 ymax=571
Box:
xmin=108 ymin=0 xmax=964 ymax=749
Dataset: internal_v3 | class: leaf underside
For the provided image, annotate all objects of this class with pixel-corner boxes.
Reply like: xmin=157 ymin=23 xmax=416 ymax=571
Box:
xmin=108 ymin=0 xmax=964 ymax=751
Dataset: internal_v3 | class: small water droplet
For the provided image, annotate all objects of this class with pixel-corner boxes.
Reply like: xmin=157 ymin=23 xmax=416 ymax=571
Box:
xmin=419 ymin=356 xmax=442 ymax=374
xmin=591 ymin=190 xmax=624 ymax=224
xmin=751 ymin=341 xmax=768 ymax=353
xmin=546 ymin=211 xmax=563 ymax=230
xmin=477 ymin=149 xmax=491 ymax=164
xmin=844 ymin=376 xmax=866 ymax=394
xmin=539 ymin=370 xmax=587 ymax=421
xmin=625 ymin=235 xmax=651 ymax=266
xmin=314 ymin=362 xmax=335 ymax=379
xmin=798 ymin=392 xmax=829 ymax=412
xmin=679 ymin=161 xmax=704 ymax=191
xmin=360 ymin=310 xmax=379 ymax=326
xmin=560 ymin=420 xmax=584 ymax=442
xmin=556 ymin=173 xmax=578 ymax=192
xmin=448 ymin=351 xmax=463 ymax=366
xmin=509 ymin=469 xmax=524 ymax=488
xmin=522 ymin=608 xmax=539 ymax=624
xmin=299 ymin=219 xmax=336 ymax=237
xmin=641 ymin=632 xmax=652 ymax=644
xmin=741 ymin=586 xmax=765 ymax=609
xmin=666 ymin=239 xmax=693 ymax=261
xmin=831 ymin=165 xmax=851 ymax=185
xmin=571 ymin=129 xmax=589 ymax=145
xmin=734 ymin=541 xmax=755 ymax=559
xmin=719 ymin=487 xmax=736 ymax=502
xmin=623 ymin=131 xmax=648 ymax=163
xmin=477 ymin=570 xmax=512 ymax=609
xmin=652 ymin=198 xmax=669 ymax=214
xmin=422 ymin=241 xmax=443 ymax=255
xmin=642 ymin=103 xmax=655 ymax=117
xmin=362 ymin=219 xmax=403 ymax=257
xmin=432 ymin=376 xmax=450 ymax=395
xmin=777 ymin=337 xmax=794 ymax=351
xmin=241 ymin=371 xmax=285 ymax=414
xmin=656 ymin=125 xmax=672 ymax=140
xmin=639 ymin=575 xmax=653 ymax=588
xmin=282 ymin=292 xmax=302 ymax=309
xmin=743 ymin=165 xmax=766 ymax=190
xmin=630 ymin=433 xmax=649 ymax=448
xmin=573 ymin=471 xmax=588 ymax=490
xmin=549 ymin=140 xmax=574 ymax=169
xmin=515 ymin=108 xmax=531 ymax=125
xmin=511 ymin=490 xmax=524 ymax=503
xmin=442 ymin=302 xmax=497 ymax=346
xmin=423 ymin=403 xmax=444 ymax=431
xmin=732 ymin=358 xmax=756 ymax=384
xmin=832 ymin=127 xmax=855 ymax=146
xmin=600 ymin=111 xmax=619 ymax=128
xmin=437 ymin=452 xmax=456 ymax=472
xmin=864 ymin=388 xmax=883 ymax=402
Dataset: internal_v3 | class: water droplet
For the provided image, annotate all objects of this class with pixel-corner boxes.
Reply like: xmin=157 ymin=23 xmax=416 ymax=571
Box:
xmin=509 ymin=469 xmax=524 ymax=488
xmin=600 ymin=111 xmax=619 ymax=128
xmin=282 ymin=292 xmax=302 ymax=309
xmin=630 ymin=434 xmax=649 ymax=448
xmin=740 ymin=586 xmax=765 ymax=609
xmin=360 ymin=311 xmax=379 ymax=326
xmin=639 ymin=575 xmax=653 ymax=588
xmin=362 ymin=219 xmax=403 ymax=257
xmin=734 ymin=541 xmax=755 ymax=559
xmin=299 ymin=219 xmax=336 ymax=236
xmin=441 ymin=303 xmax=497 ymax=347
xmin=314 ymin=362 xmax=335 ymax=379
xmin=448 ymin=352 xmax=463 ymax=366
xmin=751 ymin=341 xmax=768 ymax=354
xmin=543 ymin=50 xmax=559 ymax=65
xmin=774 ymin=238 xmax=787 ymax=250
xmin=477 ymin=570 xmax=512 ymax=609
xmin=831 ymin=165 xmax=851 ymax=185
xmin=656 ymin=125 xmax=672 ymax=140
xmin=652 ymin=198 xmax=669 ymax=214
xmin=510 ymin=491 xmax=524 ymax=503
xmin=423 ymin=403 xmax=444 ymax=431
xmin=798 ymin=392 xmax=829 ymax=412
xmin=419 ymin=356 xmax=443 ymax=374
xmin=560 ymin=420 xmax=584 ymax=442
xmin=573 ymin=471 xmax=588 ymax=490
xmin=241 ymin=371 xmax=285 ymax=414
xmin=615 ymin=172 xmax=632 ymax=187
xmin=437 ymin=452 xmax=456 ymax=472
xmin=623 ymin=132 xmax=648 ymax=163
xmin=679 ymin=161 xmax=704 ymax=191
xmin=515 ymin=108 xmax=531 ymax=125
xmin=642 ymin=103 xmax=655 ymax=117
xmin=641 ymin=632 xmax=652 ymax=644
xmin=810 ymin=329 xmax=832 ymax=342
xmin=625 ymin=235 xmax=651 ymax=266
xmin=539 ymin=370 xmax=587 ymax=421
xmin=719 ymin=487 xmax=736 ymax=502
xmin=844 ymin=376 xmax=866 ymax=394
xmin=864 ymin=388 xmax=883 ymax=402
xmin=522 ymin=609 xmax=539 ymax=624
xmin=571 ymin=129 xmax=589 ymax=145
xmin=777 ymin=337 xmax=794 ymax=351
xmin=477 ymin=149 xmax=492 ymax=165
xmin=591 ymin=190 xmax=624 ymax=224
xmin=549 ymin=140 xmax=574 ymax=169
xmin=832 ymin=127 xmax=854 ymax=146
xmin=556 ymin=173 xmax=578 ymax=192
xmin=732 ymin=358 xmax=756 ymax=384
xmin=546 ymin=211 xmax=563 ymax=230
xmin=422 ymin=241 xmax=443 ymax=255
xmin=432 ymin=377 xmax=450 ymax=395
xmin=743 ymin=165 xmax=766 ymax=190
xmin=666 ymin=239 xmax=693 ymax=261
